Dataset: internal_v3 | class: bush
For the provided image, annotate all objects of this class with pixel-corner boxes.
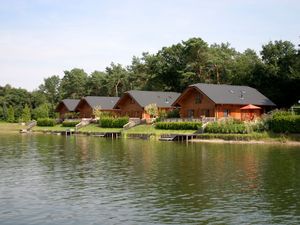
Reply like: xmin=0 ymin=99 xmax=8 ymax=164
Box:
xmin=167 ymin=109 xmax=180 ymax=118
xmin=20 ymin=104 xmax=31 ymax=122
xmin=268 ymin=115 xmax=300 ymax=133
xmin=32 ymin=103 xmax=49 ymax=120
xmin=99 ymin=117 xmax=129 ymax=128
xmin=37 ymin=118 xmax=56 ymax=127
xmin=155 ymin=122 xmax=202 ymax=130
xmin=7 ymin=106 xmax=15 ymax=123
xmin=62 ymin=120 xmax=80 ymax=127
xmin=204 ymin=119 xmax=247 ymax=134
xmin=63 ymin=112 xmax=80 ymax=119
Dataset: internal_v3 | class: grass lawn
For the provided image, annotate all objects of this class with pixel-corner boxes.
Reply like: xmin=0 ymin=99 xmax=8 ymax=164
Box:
xmin=32 ymin=124 xmax=70 ymax=132
xmin=123 ymin=124 xmax=196 ymax=135
xmin=32 ymin=123 xmax=122 ymax=133
xmin=0 ymin=122 xmax=23 ymax=132
xmin=78 ymin=124 xmax=122 ymax=133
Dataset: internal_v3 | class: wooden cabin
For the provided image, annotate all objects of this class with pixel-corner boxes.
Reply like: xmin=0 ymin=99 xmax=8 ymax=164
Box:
xmin=172 ymin=83 xmax=276 ymax=121
xmin=75 ymin=96 xmax=119 ymax=118
xmin=55 ymin=99 xmax=80 ymax=119
xmin=114 ymin=91 xmax=181 ymax=119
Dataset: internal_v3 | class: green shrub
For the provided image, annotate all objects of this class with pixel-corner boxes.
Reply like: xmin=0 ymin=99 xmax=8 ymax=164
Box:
xmin=204 ymin=119 xmax=247 ymax=134
xmin=37 ymin=118 xmax=56 ymax=127
xmin=268 ymin=115 xmax=300 ymax=133
xmin=32 ymin=103 xmax=49 ymax=120
xmin=7 ymin=106 xmax=15 ymax=123
xmin=99 ymin=117 xmax=129 ymax=128
xmin=270 ymin=110 xmax=293 ymax=118
xmin=62 ymin=120 xmax=80 ymax=127
xmin=155 ymin=122 xmax=202 ymax=130
xmin=167 ymin=109 xmax=180 ymax=118
xmin=63 ymin=112 xmax=80 ymax=119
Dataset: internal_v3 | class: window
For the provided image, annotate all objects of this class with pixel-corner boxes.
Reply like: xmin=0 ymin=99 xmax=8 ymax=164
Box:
xmin=224 ymin=109 xmax=230 ymax=117
xmin=187 ymin=109 xmax=194 ymax=118
xmin=195 ymin=94 xmax=202 ymax=104
xmin=201 ymin=109 xmax=210 ymax=117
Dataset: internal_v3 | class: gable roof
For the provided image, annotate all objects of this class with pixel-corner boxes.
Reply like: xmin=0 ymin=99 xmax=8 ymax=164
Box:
xmin=82 ymin=96 xmax=119 ymax=110
xmin=56 ymin=99 xmax=80 ymax=112
xmin=115 ymin=90 xmax=181 ymax=108
xmin=175 ymin=83 xmax=276 ymax=106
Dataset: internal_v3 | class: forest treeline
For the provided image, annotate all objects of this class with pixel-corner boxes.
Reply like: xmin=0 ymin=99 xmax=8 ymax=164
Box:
xmin=0 ymin=37 xmax=299 ymax=122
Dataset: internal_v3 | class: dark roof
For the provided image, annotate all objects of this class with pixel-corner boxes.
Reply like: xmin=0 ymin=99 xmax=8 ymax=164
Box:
xmin=83 ymin=96 xmax=119 ymax=110
xmin=57 ymin=99 xmax=80 ymax=111
xmin=120 ymin=90 xmax=181 ymax=108
xmin=189 ymin=83 xmax=276 ymax=106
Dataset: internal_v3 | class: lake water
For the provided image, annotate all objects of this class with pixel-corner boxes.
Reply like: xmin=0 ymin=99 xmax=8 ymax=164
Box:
xmin=0 ymin=133 xmax=300 ymax=225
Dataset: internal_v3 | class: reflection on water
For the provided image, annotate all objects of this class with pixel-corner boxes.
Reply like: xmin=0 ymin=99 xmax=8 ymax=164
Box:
xmin=0 ymin=133 xmax=300 ymax=225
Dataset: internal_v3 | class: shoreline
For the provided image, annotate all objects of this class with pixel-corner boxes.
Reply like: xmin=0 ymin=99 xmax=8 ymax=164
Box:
xmin=1 ymin=122 xmax=300 ymax=146
xmin=27 ymin=129 xmax=300 ymax=146
xmin=190 ymin=138 xmax=300 ymax=146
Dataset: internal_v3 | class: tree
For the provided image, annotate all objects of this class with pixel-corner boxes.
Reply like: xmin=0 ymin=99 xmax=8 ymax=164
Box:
xmin=145 ymin=103 xmax=158 ymax=118
xmin=31 ymin=90 xmax=48 ymax=108
xmin=60 ymin=68 xmax=88 ymax=99
xmin=32 ymin=103 xmax=49 ymax=119
xmin=39 ymin=75 xmax=61 ymax=105
xmin=87 ymin=71 xmax=108 ymax=96
xmin=258 ymin=40 xmax=299 ymax=107
xmin=231 ymin=49 xmax=261 ymax=85
xmin=7 ymin=106 xmax=15 ymax=123
xmin=181 ymin=38 xmax=210 ymax=87
xmin=105 ymin=63 xmax=130 ymax=96
xmin=21 ymin=104 xmax=31 ymax=122
xmin=93 ymin=105 xmax=102 ymax=119
xmin=2 ymin=103 xmax=8 ymax=121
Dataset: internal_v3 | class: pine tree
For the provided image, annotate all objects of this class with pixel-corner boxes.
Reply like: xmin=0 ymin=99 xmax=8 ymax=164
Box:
xmin=21 ymin=104 xmax=31 ymax=122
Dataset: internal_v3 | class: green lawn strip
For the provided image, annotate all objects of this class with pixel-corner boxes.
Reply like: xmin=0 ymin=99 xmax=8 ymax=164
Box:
xmin=32 ymin=124 xmax=70 ymax=132
xmin=78 ymin=124 xmax=122 ymax=133
xmin=0 ymin=122 xmax=24 ymax=132
xmin=123 ymin=124 xmax=196 ymax=135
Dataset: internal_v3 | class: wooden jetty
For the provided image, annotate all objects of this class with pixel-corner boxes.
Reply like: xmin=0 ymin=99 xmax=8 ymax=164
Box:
xmin=159 ymin=134 xmax=197 ymax=142
xmin=126 ymin=133 xmax=153 ymax=140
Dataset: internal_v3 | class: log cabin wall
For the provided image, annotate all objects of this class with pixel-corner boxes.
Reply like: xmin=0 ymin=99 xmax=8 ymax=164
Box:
xmin=57 ymin=105 xmax=69 ymax=119
xmin=76 ymin=100 xmax=93 ymax=118
xmin=216 ymin=104 xmax=243 ymax=120
xmin=177 ymin=88 xmax=215 ymax=118
xmin=116 ymin=94 xmax=144 ymax=118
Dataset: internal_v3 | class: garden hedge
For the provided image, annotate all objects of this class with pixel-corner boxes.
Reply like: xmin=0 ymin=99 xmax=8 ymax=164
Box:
xmin=268 ymin=115 xmax=300 ymax=133
xmin=37 ymin=118 xmax=56 ymax=127
xmin=99 ymin=117 xmax=129 ymax=128
xmin=62 ymin=120 xmax=81 ymax=127
xmin=204 ymin=121 xmax=247 ymax=134
xmin=155 ymin=122 xmax=202 ymax=130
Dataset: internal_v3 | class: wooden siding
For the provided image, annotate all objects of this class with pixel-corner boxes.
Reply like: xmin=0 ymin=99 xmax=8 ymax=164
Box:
xmin=76 ymin=99 xmax=117 ymax=118
xmin=176 ymin=86 xmax=267 ymax=121
xmin=176 ymin=87 xmax=215 ymax=118
xmin=76 ymin=100 xmax=93 ymax=118
xmin=115 ymin=94 xmax=176 ymax=119
xmin=116 ymin=94 xmax=144 ymax=118
xmin=56 ymin=104 xmax=70 ymax=119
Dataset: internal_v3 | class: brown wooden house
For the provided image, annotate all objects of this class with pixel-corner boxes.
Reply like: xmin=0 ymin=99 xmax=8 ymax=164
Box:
xmin=75 ymin=96 xmax=119 ymax=118
xmin=172 ymin=83 xmax=276 ymax=121
xmin=55 ymin=99 xmax=80 ymax=119
xmin=114 ymin=91 xmax=181 ymax=119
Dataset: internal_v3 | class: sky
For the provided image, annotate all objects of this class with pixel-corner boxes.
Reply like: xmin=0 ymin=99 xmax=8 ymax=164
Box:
xmin=0 ymin=0 xmax=299 ymax=91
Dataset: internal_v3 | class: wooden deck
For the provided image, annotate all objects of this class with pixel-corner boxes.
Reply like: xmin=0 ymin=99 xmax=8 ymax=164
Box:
xmin=159 ymin=134 xmax=197 ymax=142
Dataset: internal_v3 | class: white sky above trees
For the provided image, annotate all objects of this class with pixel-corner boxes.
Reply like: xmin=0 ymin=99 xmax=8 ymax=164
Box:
xmin=0 ymin=0 xmax=299 ymax=90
